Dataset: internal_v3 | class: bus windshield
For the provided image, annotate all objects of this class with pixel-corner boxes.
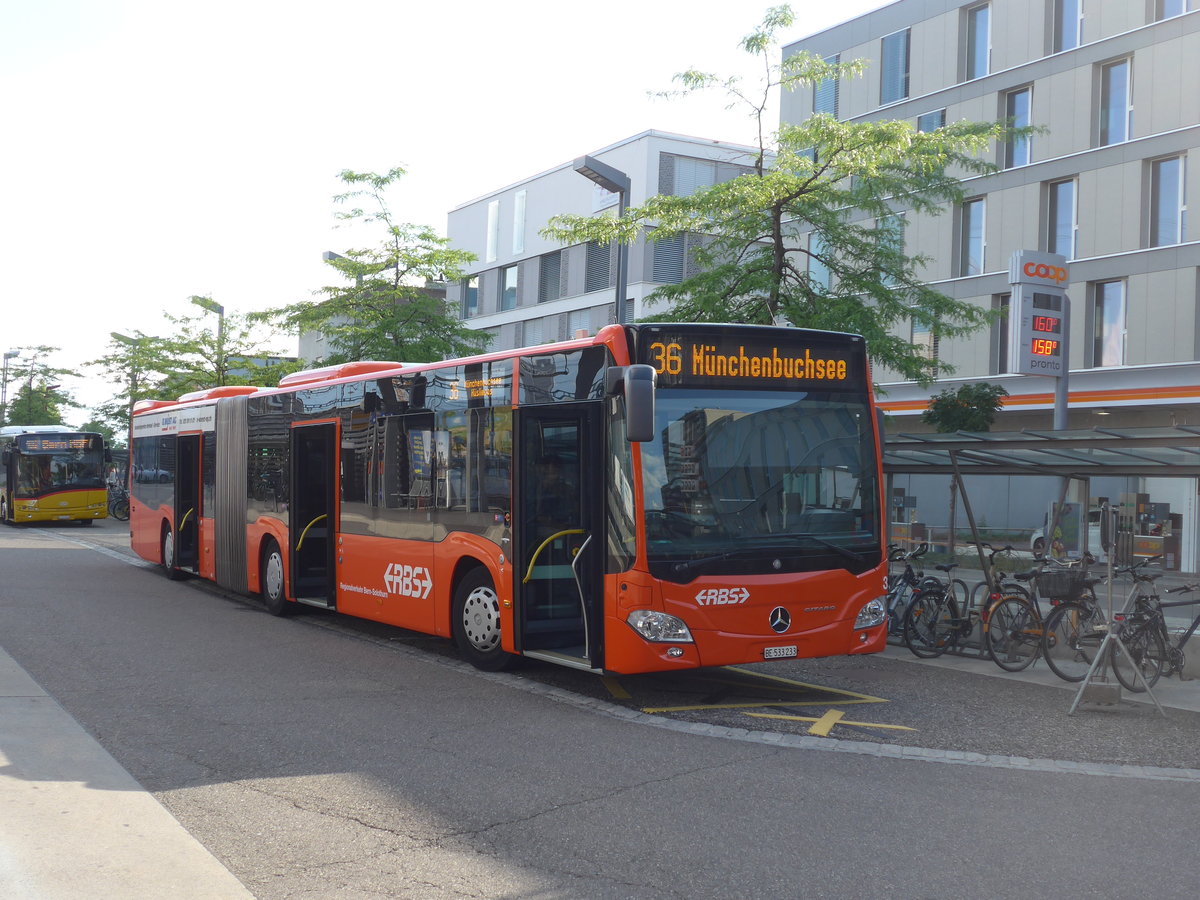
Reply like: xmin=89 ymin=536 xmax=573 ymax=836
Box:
xmin=14 ymin=448 xmax=105 ymax=496
xmin=641 ymin=388 xmax=881 ymax=582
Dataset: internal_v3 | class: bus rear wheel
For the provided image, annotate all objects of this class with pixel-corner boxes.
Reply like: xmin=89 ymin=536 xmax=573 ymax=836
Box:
xmin=452 ymin=568 xmax=516 ymax=672
xmin=260 ymin=538 xmax=293 ymax=617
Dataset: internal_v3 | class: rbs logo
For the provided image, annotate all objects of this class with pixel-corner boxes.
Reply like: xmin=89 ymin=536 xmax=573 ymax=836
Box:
xmin=384 ymin=563 xmax=433 ymax=599
xmin=1023 ymin=261 xmax=1068 ymax=285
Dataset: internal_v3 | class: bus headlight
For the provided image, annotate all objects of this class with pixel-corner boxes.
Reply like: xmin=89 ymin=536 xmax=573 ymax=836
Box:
xmin=854 ymin=598 xmax=886 ymax=629
xmin=627 ymin=610 xmax=694 ymax=643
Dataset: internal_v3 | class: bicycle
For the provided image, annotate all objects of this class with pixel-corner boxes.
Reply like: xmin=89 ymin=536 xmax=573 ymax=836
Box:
xmin=903 ymin=543 xmax=1034 ymax=671
xmin=1035 ymin=559 xmax=1108 ymax=683
xmin=1109 ymin=576 xmax=1200 ymax=692
xmin=967 ymin=543 xmax=1029 ymax=608
xmin=108 ymin=485 xmax=130 ymax=521
xmin=885 ymin=543 xmax=930 ymax=638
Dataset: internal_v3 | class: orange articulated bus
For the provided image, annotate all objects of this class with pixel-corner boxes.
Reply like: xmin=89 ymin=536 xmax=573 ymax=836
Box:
xmin=0 ymin=426 xmax=110 ymax=525
xmin=128 ymin=323 xmax=888 ymax=674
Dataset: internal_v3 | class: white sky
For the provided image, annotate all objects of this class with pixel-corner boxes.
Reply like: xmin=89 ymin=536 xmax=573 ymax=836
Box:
xmin=1 ymin=0 xmax=888 ymax=420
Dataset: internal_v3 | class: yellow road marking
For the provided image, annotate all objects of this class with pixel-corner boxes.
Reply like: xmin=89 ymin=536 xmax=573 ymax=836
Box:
xmin=601 ymin=677 xmax=631 ymax=700
xmin=640 ymin=698 xmax=882 ymax=713
xmin=745 ymin=710 xmax=916 ymax=733
xmin=808 ymin=709 xmax=844 ymax=736
xmin=723 ymin=666 xmax=888 ymax=704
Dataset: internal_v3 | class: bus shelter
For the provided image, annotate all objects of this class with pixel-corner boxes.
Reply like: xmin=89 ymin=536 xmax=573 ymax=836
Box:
xmin=882 ymin=425 xmax=1200 ymax=576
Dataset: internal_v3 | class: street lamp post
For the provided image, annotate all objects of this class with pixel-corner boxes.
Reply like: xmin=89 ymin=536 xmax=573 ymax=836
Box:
xmin=573 ymin=155 xmax=631 ymax=325
xmin=190 ymin=295 xmax=226 ymax=385
xmin=1 ymin=349 xmax=19 ymax=428
xmin=42 ymin=384 xmax=61 ymax=420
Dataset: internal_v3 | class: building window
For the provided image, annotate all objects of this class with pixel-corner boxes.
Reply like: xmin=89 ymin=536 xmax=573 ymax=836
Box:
xmin=1093 ymin=281 xmax=1126 ymax=367
xmin=877 ymin=215 xmax=905 ymax=287
xmin=917 ymin=109 xmax=946 ymax=132
xmin=585 ymin=241 xmax=612 ymax=293
xmin=461 ymin=276 xmax=479 ymax=319
xmin=813 ymin=54 xmax=839 ymax=117
xmin=911 ymin=317 xmax=938 ymax=375
xmin=1004 ymin=87 xmax=1032 ymax=168
xmin=568 ymin=308 xmax=589 ymax=337
xmin=1054 ymin=0 xmax=1082 ymax=53
xmin=1157 ymin=0 xmax=1192 ymax=20
xmin=673 ymin=157 xmax=717 ymax=197
xmin=1151 ymin=156 xmax=1187 ymax=247
xmin=994 ymin=293 xmax=1012 ymax=374
xmin=653 ymin=233 xmax=685 ymax=283
xmin=966 ymin=4 xmax=990 ymax=80
xmin=538 ymin=252 xmax=562 ymax=303
xmin=524 ymin=317 xmax=544 ymax=347
xmin=485 ymin=200 xmax=499 ymax=263
xmin=512 ymin=190 xmax=526 ymax=256
xmin=1099 ymin=59 xmax=1132 ymax=146
xmin=1047 ymin=179 xmax=1077 ymax=259
xmin=960 ymin=198 xmax=985 ymax=276
xmin=808 ymin=232 xmax=831 ymax=291
xmin=500 ymin=264 xmax=518 ymax=311
xmin=880 ymin=29 xmax=910 ymax=105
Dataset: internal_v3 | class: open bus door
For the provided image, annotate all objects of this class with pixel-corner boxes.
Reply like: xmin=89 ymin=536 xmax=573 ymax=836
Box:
xmin=290 ymin=422 xmax=337 ymax=607
xmin=173 ymin=434 xmax=202 ymax=575
xmin=515 ymin=403 xmax=604 ymax=669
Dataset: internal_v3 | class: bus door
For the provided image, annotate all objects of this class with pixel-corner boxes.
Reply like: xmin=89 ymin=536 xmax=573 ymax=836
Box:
xmin=290 ymin=422 xmax=337 ymax=607
xmin=515 ymin=403 xmax=604 ymax=668
xmin=175 ymin=434 xmax=202 ymax=573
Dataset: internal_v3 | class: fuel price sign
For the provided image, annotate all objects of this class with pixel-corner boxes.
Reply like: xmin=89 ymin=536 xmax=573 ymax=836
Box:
xmin=1015 ymin=290 xmax=1067 ymax=376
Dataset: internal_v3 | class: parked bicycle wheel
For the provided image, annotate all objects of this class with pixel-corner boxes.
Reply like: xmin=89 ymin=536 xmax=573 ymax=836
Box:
xmin=903 ymin=588 xmax=958 ymax=659
xmin=985 ymin=596 xmax=1041 ymax=672
xmin=1041 ymin=601 xmax=1106 ymax=682
xmin=1111 ymin=619 xmax=1167 ymax=692
xmin=109 ymin=497 xmax=130 ymax=521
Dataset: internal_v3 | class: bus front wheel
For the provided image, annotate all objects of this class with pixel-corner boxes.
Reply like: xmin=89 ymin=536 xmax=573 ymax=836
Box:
xmin=162 ymin=527 xmax=185 ymax=580
xmin=261 ymin=538 xmax=293 ymax=617
xmin=452 ymin=568 xmax=516 ymax=672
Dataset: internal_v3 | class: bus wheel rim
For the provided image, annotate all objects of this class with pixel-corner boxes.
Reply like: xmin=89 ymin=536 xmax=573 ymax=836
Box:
xmin=461 ymin=586 xmax=500 ymax=651
xmin=265 ymin=552 xmax=284 ymax=599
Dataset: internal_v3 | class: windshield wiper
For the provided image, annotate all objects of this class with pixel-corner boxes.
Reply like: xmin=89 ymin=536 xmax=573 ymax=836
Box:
xmin=755 ymin=532 xmax=866 ymax=565
xmin=671 ymin=533 xmax=864 ymax=576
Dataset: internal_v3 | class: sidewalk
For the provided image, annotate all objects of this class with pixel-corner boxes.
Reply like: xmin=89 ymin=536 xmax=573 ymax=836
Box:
xmin=880 ymin=642 xmax=1200 ymax=713
xmin=0 ymin=649 xmax=253 ymax=899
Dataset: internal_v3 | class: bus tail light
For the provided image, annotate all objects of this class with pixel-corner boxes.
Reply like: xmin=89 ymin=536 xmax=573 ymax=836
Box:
xmin=854 ymin=598 xmax=886 ymax=630
xmin=627 ymin=610 xmax=694 ymax=643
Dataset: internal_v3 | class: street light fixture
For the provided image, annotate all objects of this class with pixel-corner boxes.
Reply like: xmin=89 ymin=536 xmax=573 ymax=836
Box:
xmin=1 ymin=349 xmax=19 ymax=428
xmin=190 ymin=295 xmax=226 ymax=385
xmin=573 ymin=155 xmax=631 ymax=325
xmin=43 ymin=383 xmax=61 ymax=420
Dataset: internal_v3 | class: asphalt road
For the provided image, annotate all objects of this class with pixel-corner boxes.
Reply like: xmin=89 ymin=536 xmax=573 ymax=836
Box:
xmin=3 ymin=517 xmax=1200 ymax=898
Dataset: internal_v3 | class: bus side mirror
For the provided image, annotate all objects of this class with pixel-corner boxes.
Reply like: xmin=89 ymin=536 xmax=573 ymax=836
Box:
xmin=104 ymin=449 xmax=113 ymax=463
xmin=607 ymin=364 xmax=656 ymax=443
xmin=1 ymin=448 xmax=9 ymax=466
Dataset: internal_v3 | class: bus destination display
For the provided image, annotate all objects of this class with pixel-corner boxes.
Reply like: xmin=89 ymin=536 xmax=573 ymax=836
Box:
xmin=17 ymin=435 xmax=97 ymax=452
xmin=638 ymin=327 xmax=865 ymax=391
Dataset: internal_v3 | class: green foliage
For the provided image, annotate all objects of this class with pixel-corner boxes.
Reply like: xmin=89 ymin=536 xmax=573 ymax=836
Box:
xmin=253 ymin=167 xmax=487 ymax=365
xmin=541 ymin=5 xmax=1032 ymax=386
xmin=2 ymin=346 xmax=79 ymax=427
xmin=921 ymin=382 xmax=1010 ymax=432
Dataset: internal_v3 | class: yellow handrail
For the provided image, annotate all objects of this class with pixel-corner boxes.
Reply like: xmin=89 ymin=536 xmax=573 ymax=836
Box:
xmin=296 ymin=514 xmax=327 ymax=552
xmin=522 ymin=529 xmax=585 ymax=584
xmin=179 ymin=508 xmax=195 ymax=531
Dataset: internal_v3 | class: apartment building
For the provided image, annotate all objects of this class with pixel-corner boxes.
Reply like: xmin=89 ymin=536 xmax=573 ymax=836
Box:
xmin=445 ymin=131 xmax=758 ymax=350
xmin=781 ymin=0 xmax=1199 ymax=431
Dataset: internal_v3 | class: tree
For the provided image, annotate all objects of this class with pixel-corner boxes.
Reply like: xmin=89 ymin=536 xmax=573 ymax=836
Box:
xmin=3 ymin=346 xmax=80 ymax=427
xmin=541 ymin=5 xmax=1029 ymax=385
xmin=921 ymin=382 xmax=1009 ymax=432
xmin=86 ymin=308 xmax=296 ymax=437
xmin=255 ymin=168 xmax=487 ymax=364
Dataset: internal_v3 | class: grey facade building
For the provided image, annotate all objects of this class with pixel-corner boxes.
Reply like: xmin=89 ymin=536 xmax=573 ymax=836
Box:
xmin=781 ymin=0 xmax=1199 ymax=432
xmin=445 ymin=131 xmax=757 ymax=351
